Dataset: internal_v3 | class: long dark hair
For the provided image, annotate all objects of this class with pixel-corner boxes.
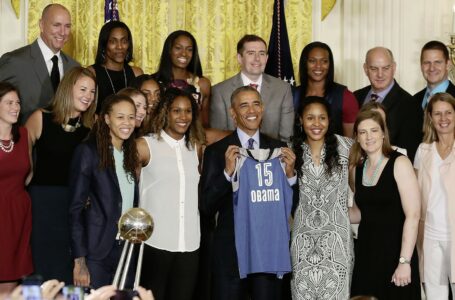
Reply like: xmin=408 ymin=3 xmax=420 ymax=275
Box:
xmin=291 ymin=96 xmax=339 ymax=177
xmin=299 ymin=41 xmax=335 ymax=97
xmin=149 ymin=87 xmax=205 ymax=149
xmin=0 ymin=82 xmax=21 ymax=142
xmin=94 ymin=21 xmax=134 ymax=65
xmin=90 ymin=94 xmax=138 ymax=180
xmin=153 ymin=30 xmax=203 ymax=86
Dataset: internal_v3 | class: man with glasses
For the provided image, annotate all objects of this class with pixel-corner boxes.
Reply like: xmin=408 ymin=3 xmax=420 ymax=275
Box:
xmin=354 ymin=47 xmax=422 ymax=160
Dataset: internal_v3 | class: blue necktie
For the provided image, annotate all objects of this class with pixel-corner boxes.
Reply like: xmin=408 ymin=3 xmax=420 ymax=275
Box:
xmin=247 ymin=138 xmax=255 ymax=150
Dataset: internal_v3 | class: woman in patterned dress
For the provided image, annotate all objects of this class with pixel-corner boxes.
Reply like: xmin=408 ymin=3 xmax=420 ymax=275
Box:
xmin=290 ymin=96 xmax=354 ymax=300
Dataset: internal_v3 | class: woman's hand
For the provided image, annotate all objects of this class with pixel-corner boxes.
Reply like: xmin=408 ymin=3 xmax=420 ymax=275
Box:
xmin=73 ymin=257 xmax=90 ymax=287
xmin=391 ymin=263 xmax=411 ymax=287
xmin=41 ymin=279 xmax=65 ymax=299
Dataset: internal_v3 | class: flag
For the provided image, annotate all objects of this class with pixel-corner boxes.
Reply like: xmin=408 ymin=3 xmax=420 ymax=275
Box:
xmin=105 ymin=0 xmax=120 ymax=22
xmin=264 ymin=0 xmax=295 ymax=86
xmin=321 ymin=0 xmax=337 ymax=21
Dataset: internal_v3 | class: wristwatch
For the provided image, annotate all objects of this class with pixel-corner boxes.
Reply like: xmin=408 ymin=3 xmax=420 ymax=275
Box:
xmin=399 ymin=256 xmax=411 ymax=264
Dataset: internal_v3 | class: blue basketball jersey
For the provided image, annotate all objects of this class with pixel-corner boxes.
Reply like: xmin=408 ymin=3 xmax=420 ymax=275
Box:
xmin=232 ymin=148 xmax=293 ymax=279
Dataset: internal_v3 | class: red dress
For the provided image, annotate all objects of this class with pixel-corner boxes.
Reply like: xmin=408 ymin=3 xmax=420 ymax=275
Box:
xmin=0 ymin=127 xmax=33 ymax=280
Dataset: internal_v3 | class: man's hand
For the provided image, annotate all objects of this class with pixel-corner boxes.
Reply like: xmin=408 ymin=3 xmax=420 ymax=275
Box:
xmin=73 ymin=257 xmax=90 ymax=287
xmin=224 ymin=145 xmax=240 ymax=176
xmin=281 ymin=147 xmax=296 ymax=178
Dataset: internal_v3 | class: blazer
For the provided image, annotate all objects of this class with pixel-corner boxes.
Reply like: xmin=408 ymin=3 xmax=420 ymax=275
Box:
xmin=355 ymin=80 xmax=423 ymax=161
xmin=0 ymin=40 xmax=79 ymax=121
xmin=210 ymin=73 xmax=294 ymax=142
xmin=199 ymin=131 xmax=285 ymax=276
xmin=415 ymin=142 xmax=455 ymax=282
xmin=414 ymin=80 xmax=455 ymax=111
xmin=69 ymin=139 xmax=139 ymax=261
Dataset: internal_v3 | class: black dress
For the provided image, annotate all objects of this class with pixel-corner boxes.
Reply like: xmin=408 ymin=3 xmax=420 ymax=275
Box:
xmin=29 ymin=111 xmax=90 ymax=283
xmin=351 ymin=151 xmax=420 ymax=299
xmin=92 ymin=63 xmax=136 ymax=113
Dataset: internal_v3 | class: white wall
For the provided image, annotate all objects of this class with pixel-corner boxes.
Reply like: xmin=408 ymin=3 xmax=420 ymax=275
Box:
xmin=0 ymin=0 xmax=27 ymax=54
xmin=1 ymin=0 xmax=454 ymax=95
xmin=313 ymin=0 xmax=454 ymax=94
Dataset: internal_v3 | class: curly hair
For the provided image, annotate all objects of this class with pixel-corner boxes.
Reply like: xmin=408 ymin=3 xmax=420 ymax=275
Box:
xmin=153 ymin=30 xmax=203 ymax=87
xmin=291 ymin=96 xmax=339 ymax=177
xmin=149 ymin=87 xmax=205 ymax=148
xmin=90 ymin=94 xmax=138 ymax=180
xmin=0 ymin=81 xmax=21 ymax=142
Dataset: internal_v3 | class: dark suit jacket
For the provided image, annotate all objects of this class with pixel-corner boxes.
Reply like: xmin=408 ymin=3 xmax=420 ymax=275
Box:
xmin=69 ymin=139 xmax=138 ymax=261
xmin=414 ymin=80 xmax=455 ymax=110
xmin=199 ymin=131 xmax=285 ymax=276
xmin=355 ymin=80 xmax=423 ymax=161
xmin=0 ymin=40 xmax=79 ymax=121
xmin=210 ymin=73 xmax=294 ymax=142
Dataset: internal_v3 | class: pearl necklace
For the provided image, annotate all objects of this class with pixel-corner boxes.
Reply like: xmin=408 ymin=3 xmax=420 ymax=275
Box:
xmin=362 ymin=155 xmax=384 ymax=186
xmin=0 ymin=139 xmax=14 ymax=153
xmin=104 ymin=66 xmax=127 ymax=94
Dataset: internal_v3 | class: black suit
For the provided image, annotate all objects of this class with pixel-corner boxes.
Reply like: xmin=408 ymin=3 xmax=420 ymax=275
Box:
xmin=355 ymin=80 xmax=423 ymax=161
xmin=414 ymin=80 xmax=455 ymax=110
xmin=200 ymin=131 xmax=285 ymax=300
xmin=69 ymin=139 xmax=138 ymax=288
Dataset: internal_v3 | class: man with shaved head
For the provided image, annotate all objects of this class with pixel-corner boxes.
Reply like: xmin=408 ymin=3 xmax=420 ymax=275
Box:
xmin=354 ymin=47 xmax=422 ymax=160
xmin=0 ymin=3 xmax=79 ymax=122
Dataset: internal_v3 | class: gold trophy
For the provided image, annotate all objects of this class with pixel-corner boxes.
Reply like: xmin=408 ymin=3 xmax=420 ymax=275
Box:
xmin=112 ymin=208 xmax=154 ymax=290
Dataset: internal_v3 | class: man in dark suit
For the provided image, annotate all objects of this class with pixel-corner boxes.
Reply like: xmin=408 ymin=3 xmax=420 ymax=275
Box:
xmin=414 ymin=40 xmax=455 ymax=110
xmin=0 ymin=3 xmax=79 ymax=122
xmin=354 ymin=47 xmax=422 ymax=161
xmin=210 ymin=34 xmax=294 ymax=142
xmin=200 ymin=86 xmax=296 ymax=300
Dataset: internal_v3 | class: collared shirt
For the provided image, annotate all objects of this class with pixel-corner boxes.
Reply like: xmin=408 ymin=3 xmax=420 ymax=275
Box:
xmin=139 ymin=131 xmax=200 ymax=252
xmin=364 ymin=80 xmax=395 ymax=104
xmin=241 ymin=72 xmax=263 ymax=92
xmin=37 ymin=37 xmax=63 ymax=79
xmin=422 ymin=79 xmax=450 ymax=108
xmin=225 ymin=128 xmax=297 ymax=185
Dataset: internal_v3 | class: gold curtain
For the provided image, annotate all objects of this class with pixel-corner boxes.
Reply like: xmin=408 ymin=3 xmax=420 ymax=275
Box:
xmin=28 ymin=0 xmax=311 ymax=85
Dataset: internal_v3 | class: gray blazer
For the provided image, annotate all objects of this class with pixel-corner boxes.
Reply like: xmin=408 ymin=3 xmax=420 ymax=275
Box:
xmin=210 ymin=73 xmax=294 ymax=142
xmin=0 ymin=39 xmax=79 ymax=121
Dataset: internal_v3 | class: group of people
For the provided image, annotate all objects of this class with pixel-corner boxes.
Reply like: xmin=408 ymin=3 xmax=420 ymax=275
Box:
xmin=0 ymin=3 xmax=454 ymax=300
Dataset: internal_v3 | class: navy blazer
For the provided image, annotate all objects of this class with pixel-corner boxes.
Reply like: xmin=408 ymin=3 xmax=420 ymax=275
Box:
xmin=199 ymin=131 xmax=285 ymax=276
xmin=414 ymin=80 xmax=455 ymax=110
xmin=69 ymin=139 xmax=138 ymax=261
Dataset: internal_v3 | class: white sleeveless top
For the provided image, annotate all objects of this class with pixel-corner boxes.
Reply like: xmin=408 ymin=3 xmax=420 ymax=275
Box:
xmin=139 ymin=131 xmax=200 ymax=252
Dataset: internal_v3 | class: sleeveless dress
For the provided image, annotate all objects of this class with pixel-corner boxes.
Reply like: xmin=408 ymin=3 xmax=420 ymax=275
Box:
xmin=291 ymin=135 xmax=354 ymax=300
xmin=351 ymin=151 xmax=421 ymax=299
xmin=29 ymin=111 xmax=90 ymax=282
xmin=0 ymin=127 xmax=33 ymax=280
xmin=92 ymin=63 xmax=136 ymax=113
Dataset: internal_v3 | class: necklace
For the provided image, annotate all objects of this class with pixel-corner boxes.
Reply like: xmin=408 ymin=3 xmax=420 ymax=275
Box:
xmin=0 ymin=139 xmax=14 ymax=153
xmin=362 ymin=155 xmax=384 ymax=186
xmin=104 ymin=66 xmax=127 ymax=94
xmin=61 ymin=117 xmax=81 ymax=132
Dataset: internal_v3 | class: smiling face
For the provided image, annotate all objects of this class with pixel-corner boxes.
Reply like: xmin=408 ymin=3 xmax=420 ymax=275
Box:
xmin=237 ymin=41 xmax=268 ymax=80
xmin=306 ymin=47 xmax=330 ymax=83
xmin=356 ymin=118 xmax=385 ymax=155
xmin=0 ymin=91 xmax=20 ymax=126
xmin=130 ymin=94 xmax=147 ymax=128
xmin=105 ymin=27 xmax=129 ymax=65
xmin=300 ymin=103 xmax=329 ymax=143
xmin=230 ymin=90 xmax=263 ymax=136
xmin=140 ymin=79 xmax=161 ymax=113
xmin=170 ymin=35 xmax=193 ymax=69
xmin=421 ymin=49 xmax=450 ymax=89
xmin=39 ymin=5 xmax=71 ymax=53
xmin=105 ymin=100 xmax=136 ymax=149
xmin=72 ymin=75 xmax=96 ymax=116
xmin=364 ymin=48 xmax=396 ymax=93
xmin=430 ymin=100 xmax=455 ymax=136
xmin=165 ymin=96 xmax=193 ymax=140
